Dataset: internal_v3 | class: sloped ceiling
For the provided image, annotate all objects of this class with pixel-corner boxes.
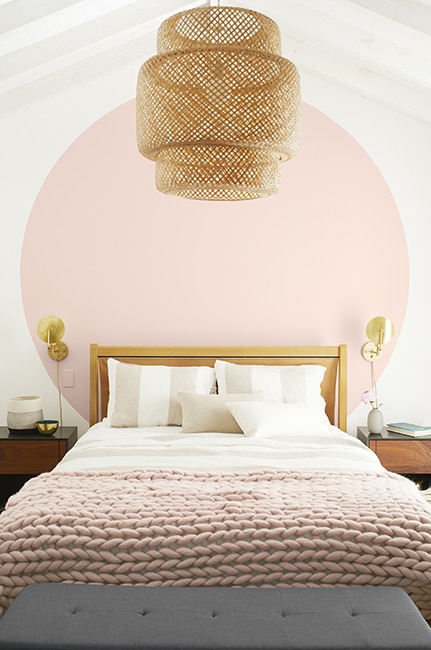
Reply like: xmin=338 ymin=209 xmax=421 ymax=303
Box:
xmin=1 ymin=0 xmax=430 ymax=123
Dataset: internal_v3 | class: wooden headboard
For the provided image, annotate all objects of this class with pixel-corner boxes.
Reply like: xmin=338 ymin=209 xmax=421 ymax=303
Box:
xmin=89 ymin=344 xmax=347 ymax=430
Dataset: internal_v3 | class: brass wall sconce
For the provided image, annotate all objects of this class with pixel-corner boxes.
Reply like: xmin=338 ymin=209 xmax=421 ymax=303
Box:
xmin=37 ymin=315 xmax=69 ymax=428
xmin=37 ymin=315 xmax=68 ymax=362
xmin=362 ymin=316 xmax=395 ymax=362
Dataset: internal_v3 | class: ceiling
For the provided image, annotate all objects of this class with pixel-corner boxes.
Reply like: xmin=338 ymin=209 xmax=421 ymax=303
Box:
xmin=1 ymin=0 xmax=430 ymax=123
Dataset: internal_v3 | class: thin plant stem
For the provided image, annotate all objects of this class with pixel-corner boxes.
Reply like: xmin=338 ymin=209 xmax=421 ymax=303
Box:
xmin=370 ymin=361 xmax=378 ymax=408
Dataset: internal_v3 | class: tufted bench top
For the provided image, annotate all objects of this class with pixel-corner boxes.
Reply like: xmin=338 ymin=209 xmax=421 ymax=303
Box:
xmin=0 ymin=583 xmax=430 ymax=650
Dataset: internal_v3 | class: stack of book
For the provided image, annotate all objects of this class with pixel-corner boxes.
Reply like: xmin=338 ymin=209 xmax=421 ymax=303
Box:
xmin=386 ymin=422 xmax=431 ymax=437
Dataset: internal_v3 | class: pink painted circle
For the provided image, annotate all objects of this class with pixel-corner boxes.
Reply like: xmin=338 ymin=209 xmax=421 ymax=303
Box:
xmin=22 ymin=101 xmax=408 ymax=422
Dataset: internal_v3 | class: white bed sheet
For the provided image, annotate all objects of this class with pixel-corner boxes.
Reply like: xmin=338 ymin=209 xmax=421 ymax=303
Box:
xmin=54 ymin=420 xmax=384 ymax=473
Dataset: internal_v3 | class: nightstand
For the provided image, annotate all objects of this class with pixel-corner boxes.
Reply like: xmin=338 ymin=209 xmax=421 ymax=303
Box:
xmin=0 ymin=426 xmax=77 ymax=505
xmin=357 ymin=426 xmax=431 ymax=478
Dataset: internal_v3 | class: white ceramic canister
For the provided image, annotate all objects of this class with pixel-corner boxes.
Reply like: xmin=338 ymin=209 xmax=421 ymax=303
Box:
xmin=7 ymin=396 xmax=43 ymax=431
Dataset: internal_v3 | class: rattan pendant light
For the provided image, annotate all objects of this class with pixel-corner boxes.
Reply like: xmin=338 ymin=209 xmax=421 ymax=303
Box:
xmin=136 ymin=5 xmax=301 ymax=201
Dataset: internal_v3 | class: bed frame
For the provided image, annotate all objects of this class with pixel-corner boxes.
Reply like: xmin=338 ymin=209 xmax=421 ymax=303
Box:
xmin=90 ymin=344 xmax=347 ymax=430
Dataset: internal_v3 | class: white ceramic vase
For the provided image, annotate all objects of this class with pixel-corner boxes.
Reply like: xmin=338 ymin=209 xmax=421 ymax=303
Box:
xmin=367 ymin=407 xmax=384 ymax=434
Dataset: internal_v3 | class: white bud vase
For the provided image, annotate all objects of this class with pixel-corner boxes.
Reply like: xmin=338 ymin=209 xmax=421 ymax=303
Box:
xmin=367 ymin=407 xmax=384 ymax=434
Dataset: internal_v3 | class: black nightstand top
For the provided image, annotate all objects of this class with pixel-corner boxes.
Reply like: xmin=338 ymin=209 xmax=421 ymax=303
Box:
xmin=0 ymin=426 xmax=77 ymax=441
xmin=357 ymin=426 xmax=431 ymax=442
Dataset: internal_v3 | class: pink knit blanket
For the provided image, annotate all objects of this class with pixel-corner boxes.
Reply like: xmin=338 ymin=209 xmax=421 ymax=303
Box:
xmin=1 ymin=468 xmax=431 ymax=619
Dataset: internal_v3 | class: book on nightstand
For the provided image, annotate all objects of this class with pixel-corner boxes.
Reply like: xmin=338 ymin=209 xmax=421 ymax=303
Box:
xmin=386 ymin=422 xmax=431 ymax=437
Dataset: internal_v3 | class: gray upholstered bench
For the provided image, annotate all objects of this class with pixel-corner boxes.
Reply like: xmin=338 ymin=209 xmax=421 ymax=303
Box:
xmin=0 ymin=584 xmax=430 ymax=650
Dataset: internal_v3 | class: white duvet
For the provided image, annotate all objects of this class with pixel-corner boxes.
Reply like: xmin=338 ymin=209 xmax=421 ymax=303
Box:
xmin=54 ymin=420 xmax=384 ymax=473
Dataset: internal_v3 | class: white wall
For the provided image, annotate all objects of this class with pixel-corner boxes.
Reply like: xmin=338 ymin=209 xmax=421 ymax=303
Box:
xmin=301 ymin=76 xmax=431 ymax=432
xmin=0 ymin=66 xmax=138 ymax=436
xmin=1 ymin=61 xmax=431 ymax=436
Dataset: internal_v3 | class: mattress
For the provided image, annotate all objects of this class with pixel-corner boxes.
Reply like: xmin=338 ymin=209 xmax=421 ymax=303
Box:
xmin=53 ymin=420 xmax=385 ymax=473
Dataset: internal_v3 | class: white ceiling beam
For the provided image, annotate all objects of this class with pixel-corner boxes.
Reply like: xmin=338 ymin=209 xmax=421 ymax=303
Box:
xmin=230 ymin=0 xmax=431 ymax=123
xmin=0 ymin=31 xmax=155 ymax=115
xmin=350 ymin=0 xmax=431 ymax=36
xmin=283 ymin=32 xmax=431 ymax=125
xmin=231 ymin=0 xmax=431 ymax=87
xmin=0 ymin=1 xmax=82 ymax=34
xmin=0 ymin=0 xmax=207 ymax=113
xmin=0 ymin=0 xmax=206 ymax=54
xmin=0 ymin=0 xmax=430 ymax=124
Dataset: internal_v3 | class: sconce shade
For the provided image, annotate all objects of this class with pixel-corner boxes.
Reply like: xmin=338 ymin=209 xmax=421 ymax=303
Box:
xmin=366 ymin=316 xmax=394 ymax=345
xmin=37 ymin=315 xmax=65 ymax=343
xmin=136 ymin=6 xmax=301 ymax=200
xmin=7 ymin=396 xmax=43 ymax=432
xmin=37 ymin=315 xmax=69 ymax=361
xmin=362 ymin=316 xmax=395 ymax=362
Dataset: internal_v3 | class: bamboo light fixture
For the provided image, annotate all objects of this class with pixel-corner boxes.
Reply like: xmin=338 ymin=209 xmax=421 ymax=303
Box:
xmin=136 ymin=5 xmax=301 ymax=201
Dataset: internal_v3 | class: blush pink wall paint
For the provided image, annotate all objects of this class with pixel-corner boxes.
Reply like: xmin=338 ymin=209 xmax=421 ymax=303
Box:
xmin=21 ymin=101 xmax=408 ymax=422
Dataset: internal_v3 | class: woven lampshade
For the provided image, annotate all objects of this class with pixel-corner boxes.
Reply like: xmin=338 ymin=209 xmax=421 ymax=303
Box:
xmin=136 ymin=6 xmax=300 ymax=201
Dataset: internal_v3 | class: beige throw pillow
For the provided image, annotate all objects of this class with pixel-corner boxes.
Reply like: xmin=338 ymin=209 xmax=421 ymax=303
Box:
xmin=180 ymin=392 xmax=265 ymax=434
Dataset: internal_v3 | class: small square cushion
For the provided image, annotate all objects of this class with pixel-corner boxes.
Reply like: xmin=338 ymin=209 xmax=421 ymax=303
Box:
xmin=180 ymin=392 xmax=265 ymax=434
xmin=227 ymin=401 xmax=330 ymax=438
xmin=108 ymin=359 xmax=215 ymax=427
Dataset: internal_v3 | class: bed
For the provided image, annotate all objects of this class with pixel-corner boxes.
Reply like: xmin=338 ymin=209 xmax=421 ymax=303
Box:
xmin=1 ymin=344 xmax=431 ymax=620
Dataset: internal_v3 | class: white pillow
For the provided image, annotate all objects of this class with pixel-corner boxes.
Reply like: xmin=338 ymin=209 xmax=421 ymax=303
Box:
xmin=180 ymin=392 xmax=265 ymax=434
xmin=227 ymin=401 xmax=330 ymax=438
xmin=215 ymin=360 xmax=328 ymax=422
xmin=107 ymin=359 xmax=215 ymax=427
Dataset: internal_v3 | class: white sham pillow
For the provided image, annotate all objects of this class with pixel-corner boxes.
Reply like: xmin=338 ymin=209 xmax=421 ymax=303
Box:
xmin=227 ymin=401 xmax=330 ymax=438
xmin=107 ymin=358 xmax=215 ymax=427
xmin=180 ymin=392 xmax=265 ymax=434
xmin=215 ymin=360 xmax=328 ymax=422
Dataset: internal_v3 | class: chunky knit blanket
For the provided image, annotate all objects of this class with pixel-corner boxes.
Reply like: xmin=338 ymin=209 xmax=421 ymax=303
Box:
xmin=1 ymin=468 xmax=431 ymax=619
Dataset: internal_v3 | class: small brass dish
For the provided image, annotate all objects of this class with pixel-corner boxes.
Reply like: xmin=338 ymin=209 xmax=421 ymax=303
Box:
xmin=36 ymin=420 xmax=59 ymax=435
